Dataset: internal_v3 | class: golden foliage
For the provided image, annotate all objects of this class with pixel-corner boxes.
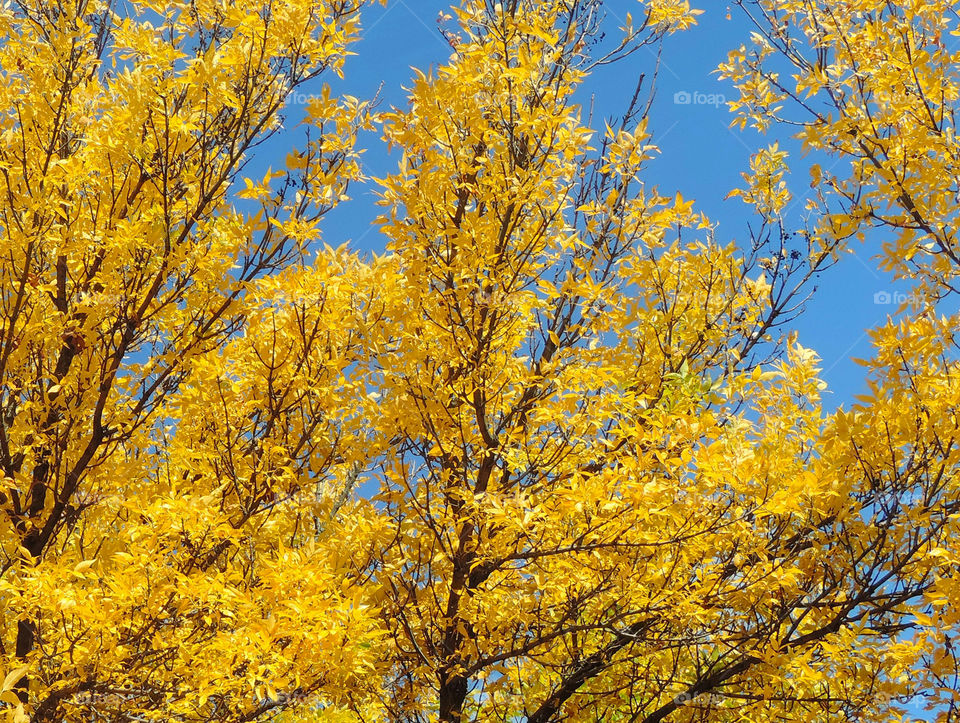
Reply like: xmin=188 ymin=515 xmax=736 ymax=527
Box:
xmin=0 ymin=0 xmax=957 ymax=722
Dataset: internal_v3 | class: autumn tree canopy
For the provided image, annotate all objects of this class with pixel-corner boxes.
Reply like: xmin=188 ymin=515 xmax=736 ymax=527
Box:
xmin=0 ymin=0 xmax=957 ymax=722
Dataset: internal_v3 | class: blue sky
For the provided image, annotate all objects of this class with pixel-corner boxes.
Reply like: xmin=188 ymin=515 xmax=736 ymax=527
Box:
xmin=268 ymin=0 xmax=915 ymax=414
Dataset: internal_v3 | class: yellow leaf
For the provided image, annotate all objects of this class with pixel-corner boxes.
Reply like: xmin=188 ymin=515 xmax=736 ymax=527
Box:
xmin=1 ymin=667 xmax=27 ymax=693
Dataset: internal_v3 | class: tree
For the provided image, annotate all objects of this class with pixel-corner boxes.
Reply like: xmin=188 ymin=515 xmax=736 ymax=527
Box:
xmin=369 ymin=0 xmax=960 ymax=720
xmin=721 ymin=1 xmax=960 ymax=718
xmin=1 ymin=0 xmax=959 ymax=722
xmin=0 ymin=0 xmax=387 ymax=720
